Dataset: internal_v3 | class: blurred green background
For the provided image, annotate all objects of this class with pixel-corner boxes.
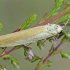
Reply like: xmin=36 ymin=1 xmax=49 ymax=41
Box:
xmin=0 ymin=0 xmax=70 ymax=70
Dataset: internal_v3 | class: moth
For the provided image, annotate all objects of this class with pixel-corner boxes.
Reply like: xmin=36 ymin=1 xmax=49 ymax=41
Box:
xmin=0 ymin=23 xmax=63 ymax=47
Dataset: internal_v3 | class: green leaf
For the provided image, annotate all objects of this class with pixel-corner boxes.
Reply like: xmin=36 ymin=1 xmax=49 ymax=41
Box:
xmin=36 ymin=57 xmax=43 ymax=69
xmin=37 ymin=40 xmax=45 ymax=50
xmin=19 ymin=14 xmax=37 ymax=30
xmin=52 ymin=50 xmax=60 ymax=55
xmin=0 ymin=23 xmax=3 ymax=31
xmin=2 ymin=55 xmax=12 ymax=60
xmin=39 ymin=60 xmax=52 ymax=69
xmin=61 ymin=4 xmax=70 ymax=14
xmin=15 ymin=45 xmax=22 ymax=49
xmin=35 ymin=59 xmax=52 ymax=70
xmin=60 ymin=51 xmax=70 ymax=59
xmin=31 ymin=55 xmax=40 ymax=63
xmin=24 ymin=48 xmax=29 ymax=56
xmin=11 ymin=58 xmax=19 ymax=70
xmin=57 ymin=14 xmax=70 ymax=24
xmin=46 ymin=0 xmax=64 ymax=19
xmin=46 ymin=60 xmax=52 ymax=67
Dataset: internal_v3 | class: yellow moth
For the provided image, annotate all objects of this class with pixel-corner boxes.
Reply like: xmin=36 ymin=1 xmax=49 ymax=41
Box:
xmin=0 ymin=23 xmax=63 ymax=47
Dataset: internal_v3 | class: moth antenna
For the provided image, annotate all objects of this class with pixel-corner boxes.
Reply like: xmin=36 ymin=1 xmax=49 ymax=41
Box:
xmin=62 ymin=17 xmax=70 ymax=28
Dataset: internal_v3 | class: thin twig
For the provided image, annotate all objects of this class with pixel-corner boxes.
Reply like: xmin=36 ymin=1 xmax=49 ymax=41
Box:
xmin=0 ymin=47 xmax=16 ymax=58
xmin=43 ymin=43 xmax=62 ymax=64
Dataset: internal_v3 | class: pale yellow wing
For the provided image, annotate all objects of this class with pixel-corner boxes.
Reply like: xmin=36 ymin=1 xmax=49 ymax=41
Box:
xmin=0 ymin=26 xmax=46 ymax=45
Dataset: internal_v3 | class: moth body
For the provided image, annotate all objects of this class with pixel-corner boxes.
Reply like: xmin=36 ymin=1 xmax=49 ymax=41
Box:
xmin=0 ymin=24 xmax=62 ymax=47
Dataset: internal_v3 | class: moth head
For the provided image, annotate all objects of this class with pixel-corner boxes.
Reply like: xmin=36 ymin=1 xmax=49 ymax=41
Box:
xmin=47 ymin=24 xmax=63 ymax=35
xmin=56 ymin=17 xmax=70 ymax=35
xmin=56 ymin=25 xmax=63 ymax=34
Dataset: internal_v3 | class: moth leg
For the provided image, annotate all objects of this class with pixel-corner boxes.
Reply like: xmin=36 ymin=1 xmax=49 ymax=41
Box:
xmin=51 ymin=36 xmax=58 ymax=45
xmin=49 ymin=36 xmax=58 ymax=52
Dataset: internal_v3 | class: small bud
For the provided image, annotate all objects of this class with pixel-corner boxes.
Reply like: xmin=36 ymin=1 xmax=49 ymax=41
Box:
xmin=0 ymin=65 xmax=6 ymax=70
xmin=37 ymin=41 xmax=45 ymax=51
xmin=60 ymin=51 xmax=70 ymax=59
xmin=11 ymin=58 xmax=19 ymax=70
xmin=27 ymin=49 xmax=34 ymax=60
xmin=46 ymin=60 xmax=52 ymax=67
xmin=4 ymin=68 xmax=6 ymax=70
xmin=24 ymin=48 xmax=34 ymax=60
xmin=28 ymin=49 xmax=34 ymax=57
xmin=16 ymin=65 xmax=20 ymax=70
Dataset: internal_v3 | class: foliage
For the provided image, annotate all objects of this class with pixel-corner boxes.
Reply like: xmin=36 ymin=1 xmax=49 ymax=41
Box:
xmin=19 ymin=14 xmax=37 ymax=30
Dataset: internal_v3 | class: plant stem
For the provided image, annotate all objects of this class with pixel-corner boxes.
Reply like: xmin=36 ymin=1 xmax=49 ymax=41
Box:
xmin=13 ymin=28 xmax=20 ymax=32
xmin=0 ymin=47 xmax=16 ymax=58
xmin=43 ymin=43 xmax=62 ymax=64
xmin=37 ymin=13 xmax=63 ymax=26
xmin=34 ymin=43 xmax=62 ymax=70
xmin=0 ymin=45 xmax=27 ymax=58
